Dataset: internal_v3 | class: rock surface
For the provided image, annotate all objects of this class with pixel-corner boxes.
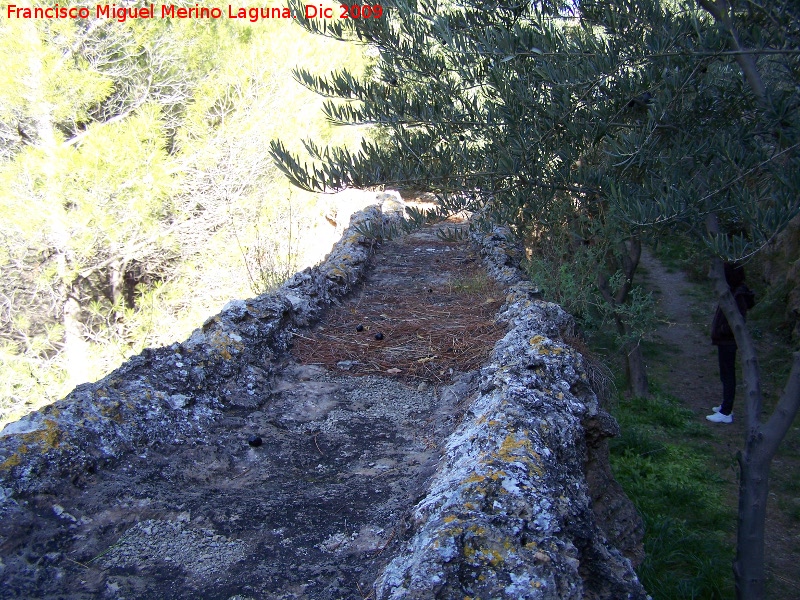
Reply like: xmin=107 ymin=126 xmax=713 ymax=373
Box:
xmin=374 ymin=223 xmax=646 ymax=598
xmin=374 ymin=283 xmax=646 ymax=599
xmin=0 ymin=196 xmax=646 ymax=599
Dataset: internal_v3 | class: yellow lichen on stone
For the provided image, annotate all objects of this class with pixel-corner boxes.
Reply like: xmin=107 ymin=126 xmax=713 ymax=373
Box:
xmin=497 ymin=433 xmax=532 ymax=459
xmin=529 ymin=334 xmax=565 ymax=356
xmin=462 ymin=468 xmax=507 ymax=489
xmin=474 ymin=547 xmax=504 ymax=566
xmin=529 ymin=335 xmax=546 ymax=346
xmin=443 ymin=515 xmax=458 ymax=523
xmin=496 ymin=433 xmax=544 ymax=476
xmin=99 ymin=402 xmax=125 ymax=424
xmin=492 ymin=549 xmax=506 ymax=566
xmin=466 ymin=524 xmax=487 ymax=537
xmin=19 ymin=418 xmax=62 ymax=451
xmin=462 ymin=472 xmax=487 ymax=484
xmin=446 ymin=526 xmax=464 ymax=536
xmin=0 ymin=452 xmax=22 ymax=470
xmin=207 ymin=330 xmax=244 ymax=360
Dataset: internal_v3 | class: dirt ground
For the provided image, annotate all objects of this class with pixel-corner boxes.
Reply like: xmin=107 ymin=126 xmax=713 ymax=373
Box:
xmin=291 ymin=224 xmax=506 ymax=382
xmin=639 ymin=248 xmax=800 ymax=598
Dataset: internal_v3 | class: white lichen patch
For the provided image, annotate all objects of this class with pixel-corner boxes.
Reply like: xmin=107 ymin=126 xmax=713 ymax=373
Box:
xmin=318 ymin=532 xmax=350 ymax=553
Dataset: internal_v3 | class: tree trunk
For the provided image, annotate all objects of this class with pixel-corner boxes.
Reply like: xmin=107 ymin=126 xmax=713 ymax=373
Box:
xmin=615 ymin=315 xmax=649 ymax=398
xmin=108 ymin=260 xmax=129 ymax=340
xmin=708 ymin=254 xmax=800 ymax=599
xmin=62 ymin=286 xmax=90 ymax=389
xmin=598 ymin=236 xmax=648 ymax=397
xmin=109 ymin=261 xmax=123 ymax=308
xmin=626 ymin=339 xmax=649 ymax=399
xmin=21 ymin=14 xmax=92 ymax=389
xmin=733 ymin=443 xmax=770 ymax=598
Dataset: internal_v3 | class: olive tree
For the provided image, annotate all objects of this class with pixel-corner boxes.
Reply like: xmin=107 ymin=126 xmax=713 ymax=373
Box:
xmin=273 ymin=0 xmax=655 ymax=396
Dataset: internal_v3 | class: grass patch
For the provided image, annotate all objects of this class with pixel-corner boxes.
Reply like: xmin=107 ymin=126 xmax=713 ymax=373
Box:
xmin=450 ymin=272 xmax=494 ymax=295
xmin=609 ymin=391 xmax=736 ymax=599
xmin=653 ymin=234 xmax=709 ymax=284
xmin=636 ymin=514 xmax=733 ymax=599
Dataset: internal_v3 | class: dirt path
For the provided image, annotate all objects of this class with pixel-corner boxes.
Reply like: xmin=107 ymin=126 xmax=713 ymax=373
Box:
xmin=639 ymin=248 xmax=800 ymax=597
xmin=639 ymin=249 xmax=742 ymax=436
xmin=292 ymin=225 xmax=505 ymax=382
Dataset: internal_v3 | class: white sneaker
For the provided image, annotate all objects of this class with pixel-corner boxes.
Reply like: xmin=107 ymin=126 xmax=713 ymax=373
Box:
xmin=706 ymin=411 xmax=733 ymax=423
xmin=712 ymin=405 xmax=722 ymax=413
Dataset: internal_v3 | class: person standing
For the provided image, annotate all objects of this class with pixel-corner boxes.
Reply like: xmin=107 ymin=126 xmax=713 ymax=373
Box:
xmin=707 ymin=263 xmax=755 ymax=424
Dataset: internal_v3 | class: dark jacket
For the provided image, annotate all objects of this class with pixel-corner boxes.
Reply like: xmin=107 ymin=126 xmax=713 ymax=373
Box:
xmin=711 ymin=284 xmax=755 ymax=346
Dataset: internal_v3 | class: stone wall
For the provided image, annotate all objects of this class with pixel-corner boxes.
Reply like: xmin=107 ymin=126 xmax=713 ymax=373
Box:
xmin=0 ymin=199 xmax=402 ymax=501
xmin=371 ymin=229 xmax=647 ymax=598
xmin=0 ymin=200 xmax=646 ymax=598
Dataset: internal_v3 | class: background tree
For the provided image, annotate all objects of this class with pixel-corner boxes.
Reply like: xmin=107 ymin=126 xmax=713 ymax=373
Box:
xmin=272 ymin=1 xmax=800 ymax=596
xmin=0 ymin=8 xmax=369 ymax=423
xmin=578 ymin=2 xmax=800 ymax=594
xmin=0 ymin=12 xmax=225 ymax=393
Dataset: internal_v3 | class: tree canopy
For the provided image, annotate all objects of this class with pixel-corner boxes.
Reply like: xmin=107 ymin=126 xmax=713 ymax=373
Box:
xmin=275 ymin=0 xmax=799 ymax=262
